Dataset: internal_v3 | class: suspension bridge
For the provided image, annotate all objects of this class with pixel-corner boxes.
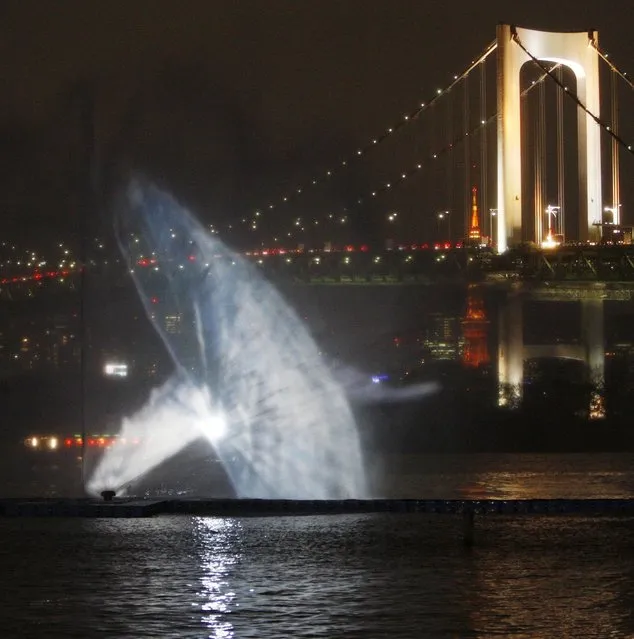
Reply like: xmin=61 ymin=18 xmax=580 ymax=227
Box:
xmin=1 ymin=22 xmax=634 ymax=295
xmin=224 ymin=23 xmax=634 ymax=257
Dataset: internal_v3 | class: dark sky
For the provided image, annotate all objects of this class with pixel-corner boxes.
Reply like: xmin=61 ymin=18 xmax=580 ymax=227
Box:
xmin=0 ymin=0 xmax=632 ymax=245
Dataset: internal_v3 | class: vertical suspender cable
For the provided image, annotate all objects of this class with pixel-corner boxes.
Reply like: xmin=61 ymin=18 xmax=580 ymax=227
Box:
xmin=446 ymin=86 xmax=454 ymax=234
xmin=556 ymin=66 xmax=565 ymax=237
xmin=480 ymin=60 xmax=488 ymax=238
xmin=611 ymin=68 xmax=620 ymax=224
xmin=534 ymin=80 xmax=543 ymax=244
xmin=463 ymin=75 xmax=470 ymax=239
xmin=539 ymin=77 xmax=547 ymax=237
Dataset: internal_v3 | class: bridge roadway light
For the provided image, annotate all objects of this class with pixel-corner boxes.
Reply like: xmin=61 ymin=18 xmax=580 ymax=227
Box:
xmin=437 ymin=211 xmax=450 ymax=240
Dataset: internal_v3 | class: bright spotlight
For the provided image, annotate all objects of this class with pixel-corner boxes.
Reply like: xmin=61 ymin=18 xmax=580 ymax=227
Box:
xmin=104 ymin=363 xmax=128 ymax=378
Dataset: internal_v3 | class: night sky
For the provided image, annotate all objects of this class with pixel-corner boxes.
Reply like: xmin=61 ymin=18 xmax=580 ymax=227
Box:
xmin=0 ymin=0 xmax=632 ymax=244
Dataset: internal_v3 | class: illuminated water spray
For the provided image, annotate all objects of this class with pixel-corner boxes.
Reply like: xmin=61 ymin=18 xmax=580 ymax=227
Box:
xmin=87 ymin=180 xmax=368 ymax=499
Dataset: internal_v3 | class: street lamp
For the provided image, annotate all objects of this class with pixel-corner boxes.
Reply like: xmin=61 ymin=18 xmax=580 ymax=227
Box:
xmin=543 ymin=205 xmax=560 ymax=248
xmin=437 ymin=211 xmax=450 ymax=241
xmin=386 ymin=212 xmax=398 ymax=249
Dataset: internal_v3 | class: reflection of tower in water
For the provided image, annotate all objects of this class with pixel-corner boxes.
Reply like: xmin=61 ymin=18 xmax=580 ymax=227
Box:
xmin=462 ymin=285 xmax=490 ymax=368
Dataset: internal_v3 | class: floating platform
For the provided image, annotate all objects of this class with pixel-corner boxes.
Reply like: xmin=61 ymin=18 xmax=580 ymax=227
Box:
xmin=1 ymin=498 xmax=634 ymax=518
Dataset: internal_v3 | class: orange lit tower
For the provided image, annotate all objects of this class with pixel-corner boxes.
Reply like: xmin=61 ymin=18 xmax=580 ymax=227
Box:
xmin=468 ymin=186 xmax=481 ymax=242
xmin=462 ymin=285 xmax=490 ymax=368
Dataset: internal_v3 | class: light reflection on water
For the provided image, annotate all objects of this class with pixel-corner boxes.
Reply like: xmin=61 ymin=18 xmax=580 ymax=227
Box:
xmin=3 ymin=455 xmax=634 ymax=636
xmin=0 ymin=514 xmax=634 ymax=637
xmin=194 ymin=517 xmax=240 ymax=638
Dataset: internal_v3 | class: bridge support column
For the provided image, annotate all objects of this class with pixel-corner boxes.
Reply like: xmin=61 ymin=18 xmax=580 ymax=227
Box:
xmin=581 ymin=298 xmax=604 ymax=383
xmin=498 ymin=288 xmax=523 ymax=405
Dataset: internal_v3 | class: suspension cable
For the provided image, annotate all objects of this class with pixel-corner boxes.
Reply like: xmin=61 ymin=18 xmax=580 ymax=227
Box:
xmin=262 ymin=55 xmax=561 ymax=244
xmin=242 ymin=41 xmax=499 ymax=226
xmin=591 ymin=43 xmax=634 ymax=92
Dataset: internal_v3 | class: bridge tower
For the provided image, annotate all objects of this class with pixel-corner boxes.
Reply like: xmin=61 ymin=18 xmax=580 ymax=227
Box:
xmin=496 ymin=24 xmax=602 ymax=252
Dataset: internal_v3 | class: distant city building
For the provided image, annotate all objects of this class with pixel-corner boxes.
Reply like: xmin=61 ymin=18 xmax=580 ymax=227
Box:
xmin=424 ymin=312 xmax=464 ymax=361
xmin=164 ymin=313 xmax=183 ymax=334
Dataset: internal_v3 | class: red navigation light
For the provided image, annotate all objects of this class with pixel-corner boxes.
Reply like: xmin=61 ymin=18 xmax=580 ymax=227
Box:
xmin=360 ymin=245 xmax=369 ymax=252
xmin=88 ymin=439 xmax=96 ymax=447
xmin=345 ymin=245 xmax=355 ymax=252
xmin=151 ymin=296 xmax=159 ymax=304
xmin=34 ymin=273 xmax=42 ymax=280
xmin=137 ymin=258 xmax=149 ymax=267
xmin=64 ymin=438 xmax=73 ymax=447
xmin=444 ymin=242 xmax=451 ymax=249
xmin=455 ymin=241 xmax=463 ymax=248
xmin=188 ymin=255 xmax=196 ymax=261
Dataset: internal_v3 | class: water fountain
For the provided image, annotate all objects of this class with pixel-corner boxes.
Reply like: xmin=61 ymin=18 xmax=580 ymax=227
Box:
xmin=87 ymin=180 xmax=368 ymax=499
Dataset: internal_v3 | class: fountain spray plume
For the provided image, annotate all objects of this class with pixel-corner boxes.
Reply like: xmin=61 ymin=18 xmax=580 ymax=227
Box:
xmin=87 ymin=179 xmax=368 ymax=499
xmin=329 ymin=362 xmax=440 ymax=405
